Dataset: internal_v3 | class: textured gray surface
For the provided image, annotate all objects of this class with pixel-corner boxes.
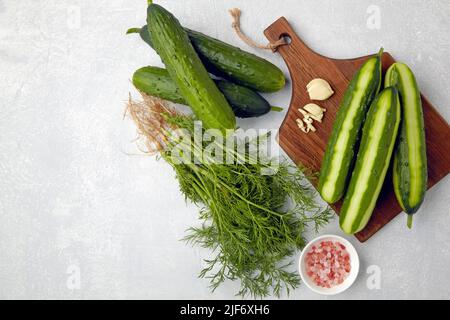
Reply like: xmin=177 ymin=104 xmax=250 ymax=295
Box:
xmin=0 ymin=0 xmax=449 ymax=300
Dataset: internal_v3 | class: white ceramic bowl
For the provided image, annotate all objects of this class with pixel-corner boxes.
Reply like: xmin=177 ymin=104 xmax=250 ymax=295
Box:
xmin=299 ymin=234 xmax=359 ymax=295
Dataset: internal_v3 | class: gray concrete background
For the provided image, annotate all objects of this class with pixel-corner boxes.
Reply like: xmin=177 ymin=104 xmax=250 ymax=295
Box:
xmin=0 ymin=0 xmax=449 ymax=299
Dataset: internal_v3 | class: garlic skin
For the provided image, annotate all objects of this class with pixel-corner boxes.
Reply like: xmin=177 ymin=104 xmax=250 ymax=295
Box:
xmin=306 ymin=78 xmax=334 ymax=101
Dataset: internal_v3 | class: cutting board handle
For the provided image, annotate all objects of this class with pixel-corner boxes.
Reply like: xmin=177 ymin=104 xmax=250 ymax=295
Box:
xmin=264 ymin=17 xmax=327 ymax=87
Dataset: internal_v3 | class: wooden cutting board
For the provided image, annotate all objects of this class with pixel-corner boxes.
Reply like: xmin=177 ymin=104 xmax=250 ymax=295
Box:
xmin=264 ymin=17 xmax=450 ymax=242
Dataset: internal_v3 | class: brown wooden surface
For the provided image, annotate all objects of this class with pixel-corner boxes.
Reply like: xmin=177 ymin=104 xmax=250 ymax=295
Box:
xmin=264 ymin=17 xmax=450 ymax=242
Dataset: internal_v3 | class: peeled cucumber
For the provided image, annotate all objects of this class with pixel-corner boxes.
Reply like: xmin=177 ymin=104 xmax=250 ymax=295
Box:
xmin=318 ymin=49 xmax=383 ymax=204
xmin=339 ymin=87 xmax=401 ymax=234
xmin=385 ymin=63 xmax=427 ymax=228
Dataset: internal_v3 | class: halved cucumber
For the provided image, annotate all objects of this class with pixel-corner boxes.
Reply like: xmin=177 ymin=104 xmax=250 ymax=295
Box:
xmin=339 ymin=87 xmax=401 ymax=234
xmin=318 ymin=49 xmax=383 ymax=204
xmin=385 ymin=63 xmax=427 ymax=228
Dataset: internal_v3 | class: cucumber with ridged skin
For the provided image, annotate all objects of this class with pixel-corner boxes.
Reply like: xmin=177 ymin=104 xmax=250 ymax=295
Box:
xmin=385 ymin=63 xmax=427 ymax=228
xmin=146 ymin=4 xmax=236 ymax=133
xmin=318 ymin=49 xmax=383 ymax=204
xmin=340 ymin=87 xmax=401 ymax=234
xmin=127 ymin=25 xmax=286 ymax=93
xmin=133 ymin=66 xmax=272 ymax=118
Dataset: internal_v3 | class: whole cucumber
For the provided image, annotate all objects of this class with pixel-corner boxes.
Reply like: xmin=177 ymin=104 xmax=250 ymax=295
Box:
xmin=318 ymin=49 xmax=383 ymax=204
xmin=214 ymin=79 xmax=272 ymax=118
xmin=340 ymin=87 xmax=401 ymax=234
xmin=128 ymin=25 xmax=286 ymax=93
xmin=146 ymin=4 xmax=236 ymax=133
xmin=385 ymin=63 xmax=427 ymax=228
xmin=133 ymin=66 xmax=186 ymax=104
xmin=133 ymin=66 xmax=272 ymax=118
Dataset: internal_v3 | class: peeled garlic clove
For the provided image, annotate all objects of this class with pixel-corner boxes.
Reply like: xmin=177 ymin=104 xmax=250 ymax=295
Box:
xmin=303 ymin=117 xmax=313 ymax=124
xmin=296 ymin=118 xmax=308 ymax=133
xmin=306 ymin=78 xmax=334 ymax=101
xmin=303 ymin=103 xmax=324 ymax=117
xmin=306 ymin=122 xmax=316 ymax=132
xmin=309 ymin=113 xmax=323 ymax=123
xmin=298 ymin=108 xmax=310 ymax=118
xmin=296 ymin=118 xmax=305 ymax=127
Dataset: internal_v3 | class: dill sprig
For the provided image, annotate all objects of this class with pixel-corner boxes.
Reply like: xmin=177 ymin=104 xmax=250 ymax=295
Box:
xmin=127 ymin=96 xmax=333 ymax=298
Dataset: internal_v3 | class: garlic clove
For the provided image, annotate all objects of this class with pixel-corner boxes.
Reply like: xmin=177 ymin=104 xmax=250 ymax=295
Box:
xmin=297 ymin=101 xmax=327 ymax=133
xmin=296 ymin=118 xmax=308 ymax=133
xmin=306 ymin=122 xmax=316 ymax=132
xmin=303 ymin=117 xmax=313 ymax=124
xmin=303 ymin=103 xmax=324 ymax=117
xmin=298 ymin=108 xmax=309 ymax=117
xmin=296 ymin=118 xmax=305 ymax=128
xmin=306 ymin=78 xmax=334 ymax=101
xmin=309 ymin=114 xmax=323 ymax=123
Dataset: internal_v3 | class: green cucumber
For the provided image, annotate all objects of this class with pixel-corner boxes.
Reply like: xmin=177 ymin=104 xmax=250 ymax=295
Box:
xmin=214 ymin=79 xmax=273 ymax=118
xmin=318 ymin=49 xmax=383 ymax=204
xmin=146 ymin=4 xmax=236 ymax=133
xmin=133 ymin=66 xmax=273 ymax=118
xmin=133 ymin=66 xmax=186 ymax=104
xmin=385 ymin=63 xmax=427 ymax=228
xmin=340 ymin=87 xmax=401 ymax=234
xmin=127 ymin=25 xmax=285 ymax=93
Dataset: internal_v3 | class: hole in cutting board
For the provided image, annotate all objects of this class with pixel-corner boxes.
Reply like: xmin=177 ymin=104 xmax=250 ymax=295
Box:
xmin=279 ymin=33 xmax=292 ymax=45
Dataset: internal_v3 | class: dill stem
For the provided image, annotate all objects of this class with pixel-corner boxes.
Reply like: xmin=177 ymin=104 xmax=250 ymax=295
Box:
xmin=197 ymin=166 xmax=286 ymax=219
xmin=161 ymin=129 xmax=285 ymax=219
xmin=128 ymin=98 xmax=333 ymax=298
xmin=187 ymin=164 xmax=250 ymax=252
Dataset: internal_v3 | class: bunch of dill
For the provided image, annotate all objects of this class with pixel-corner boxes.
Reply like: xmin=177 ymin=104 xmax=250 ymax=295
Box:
xmin=127 ymin=96 xmax=332 ymax=298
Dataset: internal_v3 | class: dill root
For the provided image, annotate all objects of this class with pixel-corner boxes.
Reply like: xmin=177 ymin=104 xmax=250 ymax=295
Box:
xmin=127 ymin=96 xmax=333 ymax=298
